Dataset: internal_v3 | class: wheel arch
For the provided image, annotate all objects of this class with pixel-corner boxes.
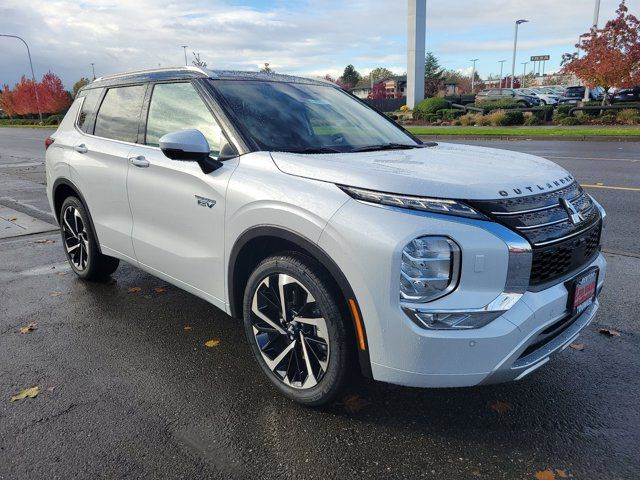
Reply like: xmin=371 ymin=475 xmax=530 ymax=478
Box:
xmin=228 ymin=225 xmax=372 ymax=377
xmin=52 ymin=177 xmax=102 ymax=253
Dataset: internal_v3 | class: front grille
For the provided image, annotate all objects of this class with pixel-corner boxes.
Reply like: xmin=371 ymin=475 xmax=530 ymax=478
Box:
xmin=468 ymin=182 xmax=602 ymax=287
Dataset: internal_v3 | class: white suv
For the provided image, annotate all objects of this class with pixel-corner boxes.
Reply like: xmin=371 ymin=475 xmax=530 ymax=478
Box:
xmin=46 ymin=67 xmax=606 ymax=405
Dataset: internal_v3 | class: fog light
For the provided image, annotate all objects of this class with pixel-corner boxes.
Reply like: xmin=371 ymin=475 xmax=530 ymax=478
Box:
xmin=403 ymin=308 xmax=503 ymax=330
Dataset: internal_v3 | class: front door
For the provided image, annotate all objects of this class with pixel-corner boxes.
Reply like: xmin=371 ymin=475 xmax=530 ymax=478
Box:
xmin=126 ymin=81 xmax=237 ymax=308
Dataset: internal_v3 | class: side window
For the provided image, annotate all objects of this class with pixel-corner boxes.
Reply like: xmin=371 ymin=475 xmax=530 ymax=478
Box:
xmin=94 ymin=85 xmax=146 ymax=143
xmin=76 ymin=88 xmax=103 ymax=133
xmin=145 ymin=82 xmax=222 ymax=156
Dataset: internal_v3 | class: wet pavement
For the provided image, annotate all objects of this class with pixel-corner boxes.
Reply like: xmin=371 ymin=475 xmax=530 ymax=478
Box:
xmin=1 ymin=128 xmax=639 ymax=479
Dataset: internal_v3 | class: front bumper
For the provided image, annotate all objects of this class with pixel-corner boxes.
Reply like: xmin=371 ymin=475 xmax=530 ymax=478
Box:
xmin=369 ymin=253 xmax=605 ymax=388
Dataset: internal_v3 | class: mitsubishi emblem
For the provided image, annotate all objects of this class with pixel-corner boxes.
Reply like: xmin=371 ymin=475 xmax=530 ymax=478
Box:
xmin=560 ymin=197 xmax=584 ymax=225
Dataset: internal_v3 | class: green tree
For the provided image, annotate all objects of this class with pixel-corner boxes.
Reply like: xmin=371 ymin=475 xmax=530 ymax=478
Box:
xmin=367 ymin=67 xmax=395 ymax=83
xmin=338 ymin=64 xmax=361 ymax=89
xmin=72 ymin=77 xmax=90 ymax=98
xmin=424 ymin=51 xmax=444 ymax=96
xmin=260 ymin=62 xmax=273 ymax=73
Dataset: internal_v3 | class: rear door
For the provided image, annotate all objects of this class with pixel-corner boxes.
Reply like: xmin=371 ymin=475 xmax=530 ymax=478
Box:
xmin=70 ymin=84 xmax=147 ymax=260
xmin=126 ymin=81 xmax=238 ymax=308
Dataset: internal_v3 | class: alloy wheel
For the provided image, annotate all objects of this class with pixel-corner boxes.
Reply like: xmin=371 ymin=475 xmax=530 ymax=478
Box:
xmin=62 ymin=205 xmax=89 ymax=271
xmin=250 ymin=274 xmax=330 ymax=389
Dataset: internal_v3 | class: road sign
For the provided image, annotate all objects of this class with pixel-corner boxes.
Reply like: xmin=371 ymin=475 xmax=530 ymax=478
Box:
xmin=530 ymin=55 xmax=550 ymax=62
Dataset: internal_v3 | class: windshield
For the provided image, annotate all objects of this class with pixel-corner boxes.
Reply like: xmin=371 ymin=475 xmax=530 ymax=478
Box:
xmin=210 ymin=80 xmax=419 ymax=153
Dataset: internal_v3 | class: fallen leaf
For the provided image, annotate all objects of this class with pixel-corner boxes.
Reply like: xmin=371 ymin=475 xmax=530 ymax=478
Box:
xmin=34 ymin=239 xmax=55 ymax=244
xmin=56 ymin=271 xmax=67 ymax=276
xmin=555 ymin=469 xmax=568 ymax=478
xmin=127 ymin=287 xmax=142 ymax=293
xmin=183 ymin=325 xmax=193 ymax=331
xmin=19 ymin=323 xmax=36 ymax=334
xmin=489 ymin=400 xmax=512 ymax=414
xmin=339 ymin=394 xmax=370 ymax=413
xmin=569 ymin=343 xmax=584 ymax=351
xmin=11 ymin=386 xmax=40 ymax=402
xmin=47 ymin=386 xmax=55 ymax=392
xmin=599 ymin=328 xmax=620 ymax=337
xmin=8 ymin=216 xmax=18 ymax=221
xmin=535 ymin=470 xmax=556 ymax=480
xmin=153 ymin=287 xmax=166 ymax=293
xmin=49 ymin=291 xmax=62 ymax=297
xmin=204 ymin=339 xmax=221 ymax=347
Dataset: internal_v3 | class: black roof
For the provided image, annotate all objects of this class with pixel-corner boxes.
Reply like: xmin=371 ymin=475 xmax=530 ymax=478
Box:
xmin=83 ymin=67 xmax=331 ymax=91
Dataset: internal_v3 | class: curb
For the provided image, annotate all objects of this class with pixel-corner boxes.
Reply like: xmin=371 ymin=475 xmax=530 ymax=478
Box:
xmin=415 ymin=134 xmax=640 ymax=142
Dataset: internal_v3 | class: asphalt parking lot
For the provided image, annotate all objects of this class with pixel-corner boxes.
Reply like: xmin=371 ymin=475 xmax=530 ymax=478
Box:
xmin=1 ymin=128 xmax=639 ymax=479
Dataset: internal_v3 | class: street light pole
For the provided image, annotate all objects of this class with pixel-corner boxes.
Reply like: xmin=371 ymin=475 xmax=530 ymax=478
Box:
xmin=498 ymin=59 xmax=506 ymax=91
xmin=521 ymin=61 xmax=529 ymax=88
xmin=469 ymin=58 xmax=479 ymax=93
xmin=90 ymin=63 xmax=96 ymax=80
xmin=593 ymin=0 xmax=601 ymax=28
xmin=181 ymin=45 xmax=188 ymax=66
xmin=510 ymin=19 xmax=528 ymax=88
xmin=0 ymin=34 xmax=43 ymax=124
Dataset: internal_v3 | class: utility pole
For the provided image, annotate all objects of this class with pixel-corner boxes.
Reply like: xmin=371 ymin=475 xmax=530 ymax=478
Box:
xmin=498 ymin=60 xmax=506 ymax=91
xmin=181 ymin=45 xmax=188 ymax=66
xmin=406 ymin=0 xmax=426 ymax=108
xmin=470 ymin=58 xmax=479 ymax=93
xmin=90 ymin=63 xmax=96 ymax=80
xmin=521 ymin=62 xmax=528 ymax=88
xmin=583 ymin=0 xmax=601 ymax=102
xmin=0 ymin=34 xmax=43 ymax=124
xmin=511 ymin=19 xmax=528 ymax=88
xmin=593 ymin=0 xmax=601 ymax=28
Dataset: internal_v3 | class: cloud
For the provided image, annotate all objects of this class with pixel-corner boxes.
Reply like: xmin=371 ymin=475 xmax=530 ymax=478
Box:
xmin=0 ymin=0 xmax=635 ymax=87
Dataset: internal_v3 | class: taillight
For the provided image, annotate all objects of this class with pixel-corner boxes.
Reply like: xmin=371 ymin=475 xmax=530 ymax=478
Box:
xmin=45 ymin=137 xmax=54 ymax=150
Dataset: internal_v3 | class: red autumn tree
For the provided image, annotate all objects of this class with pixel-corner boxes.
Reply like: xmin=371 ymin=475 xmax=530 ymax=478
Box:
xmin=11 ymin=76 xmax=39 ymax=116
xmin=562 ymin=1 xmax=640 ymax=104
xmin=368 ymin=82 xmax=387 ymax=100
xmin=38 ymin=72 xmax=71 ymax=114
xmin=0 ymin=85 xmax=17 ymax=117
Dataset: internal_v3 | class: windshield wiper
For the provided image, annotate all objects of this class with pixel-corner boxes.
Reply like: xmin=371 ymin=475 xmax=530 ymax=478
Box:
xmin=288 ymin=147 xmax=342 ymax=154
xmin=350 ymin=143 xmax=422 ymax=153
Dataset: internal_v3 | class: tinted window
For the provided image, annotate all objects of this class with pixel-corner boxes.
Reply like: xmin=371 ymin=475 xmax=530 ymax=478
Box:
xmin=77 ymin=88 xmax=103 ymax=133
xmin=94 ymin=85 xmax=146 ymax=143
xmin=145 ymin=82 xmax=222 ymax=155
xmin=212 ymin=80 xmax=416 ymax=152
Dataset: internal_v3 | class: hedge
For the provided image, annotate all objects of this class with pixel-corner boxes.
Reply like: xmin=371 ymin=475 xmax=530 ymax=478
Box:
xmin=468 ymin=100 xmax=523 ymax=113
xmin=438 ymin=109 xmax=465 ymax=120
xmin=500 ymin=111 xmax=525 ymax=126
xmin=44 ymin=114 xmax=64 ymax=125
xmin=413 ymin=97 xmax=449 ymax=119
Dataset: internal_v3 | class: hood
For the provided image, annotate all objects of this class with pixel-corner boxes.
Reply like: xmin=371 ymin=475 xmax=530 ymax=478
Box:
xmin=270 ymin=142 xmax=573 ymax=200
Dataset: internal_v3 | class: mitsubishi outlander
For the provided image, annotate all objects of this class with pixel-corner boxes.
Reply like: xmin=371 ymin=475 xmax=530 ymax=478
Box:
xmin=45 ymin=67 xmax=606 ymax=405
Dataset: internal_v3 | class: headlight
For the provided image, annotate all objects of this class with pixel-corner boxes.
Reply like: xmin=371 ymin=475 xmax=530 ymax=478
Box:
xmin=339 ymin=186 xmax=487 ymax=220
xmin=400 ymin=236 xmax=460 ymax=303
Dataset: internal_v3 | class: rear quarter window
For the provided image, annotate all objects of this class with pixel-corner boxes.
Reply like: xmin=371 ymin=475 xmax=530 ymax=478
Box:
xmin=76 ymin=88 xmax=103 ymax=133
xmin=94 ymin=85 xmax=146 ymax=143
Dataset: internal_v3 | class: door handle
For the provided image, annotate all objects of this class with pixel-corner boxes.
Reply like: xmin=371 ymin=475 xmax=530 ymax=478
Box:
xmin=129 ymin=155 xmax=150 ymax=168
xmin=74 ymin=144 xmax=88 ymax=154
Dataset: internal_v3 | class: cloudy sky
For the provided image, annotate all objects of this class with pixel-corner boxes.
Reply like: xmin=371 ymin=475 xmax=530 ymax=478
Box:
xmin=1 ymin=0 xmax=636 ymax=89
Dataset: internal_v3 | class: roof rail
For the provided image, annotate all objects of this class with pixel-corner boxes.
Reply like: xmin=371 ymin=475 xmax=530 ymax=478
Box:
xmin=93 ymin=66 xmax=209 ymax=83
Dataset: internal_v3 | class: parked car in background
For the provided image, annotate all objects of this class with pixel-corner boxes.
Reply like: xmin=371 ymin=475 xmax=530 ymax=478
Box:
xmin=520 ymin=87 xmax=559 ymax=105
xmin=611 ymin=87 xmax=640 ymax=103
xmin=559 ymin=86 xmax=605 ymax=104
xmin=475 ymin=88 xmax=541 ymax=107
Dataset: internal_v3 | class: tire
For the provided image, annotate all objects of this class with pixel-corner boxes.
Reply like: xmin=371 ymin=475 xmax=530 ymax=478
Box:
xmin=59 ymin=196 xmax=119 ymax=281
xmin=540 ymin=100 xmax=547 ymax=106
xmin=242 ymin=253 xmax=352 ymax=406
xmin=517 ymin=100 xmax=528 ymax=107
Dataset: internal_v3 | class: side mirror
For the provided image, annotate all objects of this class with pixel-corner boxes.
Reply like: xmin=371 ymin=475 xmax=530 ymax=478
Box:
xmin=159 ymin=129 xmax=222 ymax=174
